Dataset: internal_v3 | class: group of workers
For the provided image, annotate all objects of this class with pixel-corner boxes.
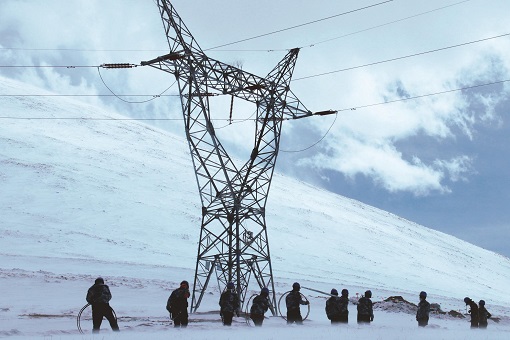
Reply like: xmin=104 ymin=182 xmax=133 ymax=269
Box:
xmin=464 ymin=297 xmax=493 ymax=328
xmin=84 ymin=277 xmax=493 ymax=332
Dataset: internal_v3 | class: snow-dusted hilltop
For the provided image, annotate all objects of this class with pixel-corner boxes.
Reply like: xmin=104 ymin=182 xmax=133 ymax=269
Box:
xmin=1 ymin=74 xmax=509 ymax=314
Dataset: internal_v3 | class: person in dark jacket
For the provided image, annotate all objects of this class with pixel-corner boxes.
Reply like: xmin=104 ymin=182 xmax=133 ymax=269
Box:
xmin=219 ymin=281 xmax=240 ymax=326
xmin=86 ymin=277 xmax=119 ymax=333
xmin=285 ymin=282 xmax=309 ymax=325
xmin=416 ymin=291 xmax=430 ymax=327
xmin=325 ymin=288 xmax=349 ymax=324
xmin=478 ymin=300 xmax=492 ymax=329
xmin=250 ymin=287 xmax=270 ymax=326
xmin=357 ymin=290 xmax=374 ymax=324
xmin=464 ymin=297 xmax=479 ymax=328
xmin=166 ymin=280 xmax=190 ymax=327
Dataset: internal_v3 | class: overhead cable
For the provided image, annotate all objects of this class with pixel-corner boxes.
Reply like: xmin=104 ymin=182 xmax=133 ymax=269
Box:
xmin=332 ymin=79 xmax=510 ymax=112
xmin=280 ymin=113 xmax=338 ymax=153
xmin=293 ymin=33 xmax=510 ymax=81
xmin=2 ymin=79 xmax=508 ymax=121
xmin=204 ymin=0 xmax=394 ymax=51
xmin=299 ymin=0 xmax=473 ymax=49
xmin=0 ymin=1 xmax=472 ymax=54
xmin=96 ymin=66 xmax=176 ymax=103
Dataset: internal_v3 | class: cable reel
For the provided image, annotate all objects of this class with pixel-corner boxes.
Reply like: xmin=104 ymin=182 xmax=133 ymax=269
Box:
xmin=244 ymin=294 xmax=258 ymax=326
xmin=76 ymin=303 xmax=118 ymax=334
xmin=277 ymin=291 xmax=310 ymax=321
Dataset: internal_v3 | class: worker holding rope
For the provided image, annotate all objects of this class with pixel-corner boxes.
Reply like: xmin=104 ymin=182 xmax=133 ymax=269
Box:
xmin=85 ymin=277 xmax=119 ymax=333
xmin=285 ymin=282 xmax=309 ymax=325
xmin=249 ymin=287 xmax=271 ymax=326
xmin=166 ymin=280 xmax=191 ymax=327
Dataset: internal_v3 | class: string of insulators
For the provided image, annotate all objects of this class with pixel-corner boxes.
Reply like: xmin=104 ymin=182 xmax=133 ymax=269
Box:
xmin=101 ymin=63 xmax=137 ymax=69
xmin=313 ymin=110 xmax=337 ymax=116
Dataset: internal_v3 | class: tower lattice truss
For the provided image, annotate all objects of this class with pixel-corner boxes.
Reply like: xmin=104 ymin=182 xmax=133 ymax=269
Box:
xmin=142 ymin=0 xmax=322 ymax=314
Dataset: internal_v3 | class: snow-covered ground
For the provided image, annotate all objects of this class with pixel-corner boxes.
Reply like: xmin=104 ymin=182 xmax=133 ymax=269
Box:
xmin=1 ymin=75 xmax=510 ymax=339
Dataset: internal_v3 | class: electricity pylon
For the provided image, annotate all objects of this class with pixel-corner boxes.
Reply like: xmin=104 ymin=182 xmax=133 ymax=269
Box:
xmin=141 ymin=0 xmax=335 ymax=314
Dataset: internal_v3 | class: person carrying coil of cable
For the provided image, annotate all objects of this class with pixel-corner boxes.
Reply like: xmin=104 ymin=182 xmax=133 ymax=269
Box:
xmin=86 ymin=277 xmax=119 ymax=333
xmin=286 ymin=282 xmax=309 ymax=325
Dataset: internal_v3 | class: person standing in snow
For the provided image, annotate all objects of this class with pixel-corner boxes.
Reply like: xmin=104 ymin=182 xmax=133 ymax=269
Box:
xmin=250 ymin=287 xmax=271 ymax=326
xmin=166 ymin=280 xmax=190 ymax=327
xmin=285 ymin=282 xmax=309 ymax=325
xmin=478 ymin=300 xmax=492 ymax=329
xmin=219 ymin=281 xmax=240 ymax=326
xmin=86 ymin=277 xmax=119 ymax=333
xmin=325 ymin=288 xmax=349 ymax=324
xmin=357 ymin=290 xmax=374 ymax=324
xmin=416 ymin=291 xmax=430 ymax=327
xmin=464 ymin=297 xmax=479 ymax=328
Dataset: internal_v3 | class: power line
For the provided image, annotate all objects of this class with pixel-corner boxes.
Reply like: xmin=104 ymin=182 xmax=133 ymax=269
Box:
xmin=0 ymin=0 xmax=471 ymax=55
xmin=96 ymin=66 xmax=177 ymax=103
xmin=299 ymin=0 xmax=473 ymax=49
xmin=0 ymin=47 xmax=169 ymax=52
xmin=3 ymin=33 xmax=507 ymax=87
xmin=0 ymin=64 xmax=138 ymax=69
xmin=293 ymin=33 xmax=510 ymax=81
xmin=0 ymin=0 xmax=472 ymax=55
xmin=0 ymin=65 xmax=99 ymax=68
xmin=0 ymin=116 xmax=246 ymax=121
xmin=2 ymin=78 xmax=507 ymax=121
xmin=280 ymin=113 xmax=338 ymax=153
xmin=332 ymin=79 xmax=510 ymax=112
xmin=0 ymin=94 xmax=180 ymax=97
xmin=204 ymin=0 xmax=394 ymax=51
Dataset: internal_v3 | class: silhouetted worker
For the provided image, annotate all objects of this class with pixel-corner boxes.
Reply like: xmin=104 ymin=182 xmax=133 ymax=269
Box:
xmin=357 ymin=290 xmax=374 ymax=324
xmin=250 ymin=287 xmax=270 ymax=326
xmin=219 ymin=281 xmax=240 ymax=326
xmin=464 ymin=297 xmax=479 ymax=328
xmin=166 ymin=280 xmax=190 ymax=327
xmin=478 ymin=300 xmax=492 ymax=329
xmin=416 ymin=291 xmax=430 ymax=327
xmin=286 ymin=282 xmax=309 ymax=325
xmin=325 ymin=288 xmax=349 ymax=324
xmin=86 ymin=277 xmax=119 ymax=333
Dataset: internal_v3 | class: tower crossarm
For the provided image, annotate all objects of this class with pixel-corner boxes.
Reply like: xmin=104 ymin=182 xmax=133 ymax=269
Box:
xmin=142 ymin=53 xmax=313 ymax=121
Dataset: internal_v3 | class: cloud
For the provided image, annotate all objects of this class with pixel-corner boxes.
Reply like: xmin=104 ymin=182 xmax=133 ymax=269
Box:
xmin=1 ymin=0 xmax=509 ymax=198
xmin=294 ymin=47 xmax=509 ymax=196
xmin=300 ymin=135 xmax=460 ymax=196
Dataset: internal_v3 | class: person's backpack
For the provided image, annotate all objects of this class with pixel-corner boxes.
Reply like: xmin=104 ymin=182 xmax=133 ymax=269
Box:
xmin=167 ymin=288 xmax=185 ymax=311
xmin=286 ymin=292 xmax=301 ymax=310
xmin=357 ymin=297 xmax=370 ymax=315
xmin=339 ymin=297 xmax=348 ymax=314
xmin=250 ymin=296 xmax=266 ymax=315
xmin=326 ymin=297 xmax=341 ymax=318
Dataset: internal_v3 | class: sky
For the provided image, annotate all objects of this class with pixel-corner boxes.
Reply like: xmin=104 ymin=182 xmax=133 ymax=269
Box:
xmin=1 ymin=74 xmax=510 ymax=338
xmin=1 ymin=0 xmax=510 ymax=256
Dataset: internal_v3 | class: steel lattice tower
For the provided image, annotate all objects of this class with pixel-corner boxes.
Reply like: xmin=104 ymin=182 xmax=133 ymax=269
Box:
xmin=142 ymin=0 xmax=332 ymax=314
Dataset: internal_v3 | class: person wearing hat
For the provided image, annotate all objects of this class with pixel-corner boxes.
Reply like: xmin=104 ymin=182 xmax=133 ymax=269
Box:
xmin=464 ymin=297 xmax=479 ymax=328
xmin=86 ymin=277 xmax=119 ymax=333
xmin=166 ymin=280 xmax=191 ymax=327
xmin=338 ymin=289 xmax=350 ymax=323
xmin=249 ymin=287 xmax=271 ymax=326
xmin=325 ymin=288 xmax=349 ymax=324
xmin=416 ymin=291 xmax=430 ymax=327
xmin=478 ymin=300 xmax=492 ymax=329
xmin=357 ymin=290 xmax=374 ymax=324
xmin=219 ymin=281 xmax=240 ymax=326
xmin=285 ymin=282 xmax=309 ymax=325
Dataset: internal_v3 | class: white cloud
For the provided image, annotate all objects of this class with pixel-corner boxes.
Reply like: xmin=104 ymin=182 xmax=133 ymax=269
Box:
xmin=1 ymin=0 xmax=509 ymax=197
xmin=300 ymin=136 xmax=452 ymax=196
xmin=433 ymin=155 xmax=473 ymax=183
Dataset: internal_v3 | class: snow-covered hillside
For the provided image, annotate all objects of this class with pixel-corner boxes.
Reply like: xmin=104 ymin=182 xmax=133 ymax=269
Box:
xmin=1 ymin=75 xmax=509 ymax=338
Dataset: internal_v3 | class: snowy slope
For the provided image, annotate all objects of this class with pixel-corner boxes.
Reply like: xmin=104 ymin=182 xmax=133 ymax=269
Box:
xmin=1 ymin=75 xmax=510 ymax=338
